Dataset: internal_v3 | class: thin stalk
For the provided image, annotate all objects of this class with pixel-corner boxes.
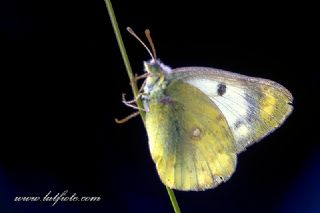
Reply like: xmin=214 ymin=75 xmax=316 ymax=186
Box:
xmin=104 ymin=0 xmax=144 ymax=117
xmin=166 ymin=186 xmax=181 ymax=213
xmin=104 ymin=0 xmax=181 ymax=212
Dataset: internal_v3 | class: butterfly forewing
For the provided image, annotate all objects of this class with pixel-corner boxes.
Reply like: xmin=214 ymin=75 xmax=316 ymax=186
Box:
xmin=170 ymin=67 xmax=293 ymax=153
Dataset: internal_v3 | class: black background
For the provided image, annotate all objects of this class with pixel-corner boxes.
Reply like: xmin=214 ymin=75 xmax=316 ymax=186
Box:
xmin=1 ymin=0 xmax=319 ymax=212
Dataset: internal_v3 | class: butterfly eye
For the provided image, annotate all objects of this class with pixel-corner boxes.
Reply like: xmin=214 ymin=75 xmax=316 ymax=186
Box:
xmin=143 ymin=61 xmax=153 ymax=73
xmin=144 ymin=60 xmax=162 ymax=74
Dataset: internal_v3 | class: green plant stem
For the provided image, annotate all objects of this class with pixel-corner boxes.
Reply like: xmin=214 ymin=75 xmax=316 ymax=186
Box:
xmin=166 ymin=186 xmax=181 ymax=213
xmin=104 ymin=0 xmax=181 ymax=212
xmin=104 ymin=0 xmax=144 ymax=117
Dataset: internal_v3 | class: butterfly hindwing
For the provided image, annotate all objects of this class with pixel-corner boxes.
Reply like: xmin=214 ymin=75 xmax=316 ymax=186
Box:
xmin=171 ymin=67 xmax=293 ymax=153
xmin=145 ymin=80 xmax=237 ymax=191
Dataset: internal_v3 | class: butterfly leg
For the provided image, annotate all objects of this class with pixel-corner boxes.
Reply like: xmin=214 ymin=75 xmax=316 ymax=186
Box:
xmin=115 ymin=73 xmax=150 ymax=124
xmin=115 ymin=92 xmax=149 ymax=123
xmin=134 ymin=72 xmax=149 ymax=81
xmin=133 ymin=72 xmax=150 ymax=93
xmin=129 ymin=73 xmax=149 ymax=87
xmin=122 ymin=93 xmax=146 ymax=111
xmin=115 ymin=111 xmax=141 ymax=124
xmin=138 ymin=77 xmax=148 ymax=93
xmin=114 ymin=93 xmax=147 ymax=124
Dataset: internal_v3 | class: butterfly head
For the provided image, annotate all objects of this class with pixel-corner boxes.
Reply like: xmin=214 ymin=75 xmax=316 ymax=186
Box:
xmin=127 ymin=27 xmax=172 ymax=92
xmin=126 ymin=27 xmax=172 ymax=76
xmin=143 ymin=59 xmax=172 ymax=95
xmin=144 ymin=59 xmax=172 ymax=75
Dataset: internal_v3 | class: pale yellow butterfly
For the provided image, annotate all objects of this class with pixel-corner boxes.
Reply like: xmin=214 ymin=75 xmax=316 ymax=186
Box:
xmin=126 ymin=28 xmax=293 ymax=191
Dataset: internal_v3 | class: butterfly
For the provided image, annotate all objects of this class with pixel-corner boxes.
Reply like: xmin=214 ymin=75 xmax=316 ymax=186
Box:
xmin=120 ymin=28 xmax=293 ymax=191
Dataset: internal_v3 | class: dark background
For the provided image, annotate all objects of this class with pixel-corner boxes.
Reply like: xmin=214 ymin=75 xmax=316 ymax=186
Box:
xmin=1 ymin=0 xmax=319 ymax=212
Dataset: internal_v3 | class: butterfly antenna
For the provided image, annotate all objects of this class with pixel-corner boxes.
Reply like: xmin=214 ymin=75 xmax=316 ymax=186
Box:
xmin=127 ymin=27 xmax=155 ymax=60
xmin=145 ymin=29 xmax=157 ymax=59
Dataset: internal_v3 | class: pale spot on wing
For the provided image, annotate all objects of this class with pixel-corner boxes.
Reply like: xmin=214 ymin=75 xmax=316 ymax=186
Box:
xmin=236 ymin=124 xmax=249 ymax=137
xmin=192 ymin=127 xmax=202 ymax=139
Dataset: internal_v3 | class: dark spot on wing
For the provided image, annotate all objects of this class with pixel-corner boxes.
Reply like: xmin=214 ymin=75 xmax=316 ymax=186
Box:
xmin=234 ymin=120 xmax=242 ymax=129
xmin=217 ymin=83 xmax=226 ymax=96
xmin=216 ymin=114 xmax=225 ymax=121
xmin=247 ymin=111 xmax=255 ymax=123
xmin=174 ymin=119 xmax=181 ymax=136
xmin=245 ymin=93 xmax=258 ymax=123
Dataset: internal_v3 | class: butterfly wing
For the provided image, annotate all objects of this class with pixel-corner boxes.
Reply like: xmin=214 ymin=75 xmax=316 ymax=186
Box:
xmin=170 ymin=67 xmax=293 ymax=153
xmin=145 ymin=80 xmax=237 ymax=191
